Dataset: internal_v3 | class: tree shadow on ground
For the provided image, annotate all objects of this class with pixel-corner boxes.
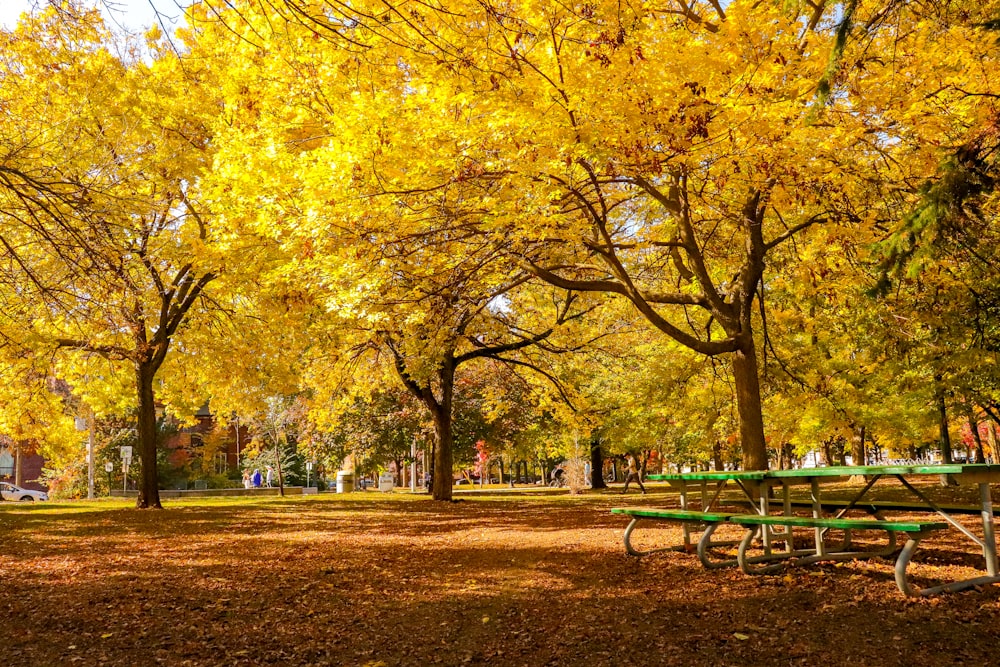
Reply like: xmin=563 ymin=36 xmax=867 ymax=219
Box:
xmin=2 ymin=493 xmax=1000 ymax=666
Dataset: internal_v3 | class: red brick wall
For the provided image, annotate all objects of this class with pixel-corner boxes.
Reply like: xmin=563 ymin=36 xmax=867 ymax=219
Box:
xmin=0 ymin=450 xmax=46 ymax=492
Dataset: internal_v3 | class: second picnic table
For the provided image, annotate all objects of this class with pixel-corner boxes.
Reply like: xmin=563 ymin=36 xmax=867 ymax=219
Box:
xmin=613 ymin=464 xmax=1000 ymax=596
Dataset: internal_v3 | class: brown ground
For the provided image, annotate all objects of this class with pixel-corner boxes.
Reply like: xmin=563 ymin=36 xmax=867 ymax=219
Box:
xmin=2 ymin=482 xmax=1000 ymax=666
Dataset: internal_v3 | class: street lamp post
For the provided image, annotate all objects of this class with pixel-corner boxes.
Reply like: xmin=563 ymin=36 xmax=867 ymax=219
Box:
xmin=306 ymin=460 xmax=313 ymax=488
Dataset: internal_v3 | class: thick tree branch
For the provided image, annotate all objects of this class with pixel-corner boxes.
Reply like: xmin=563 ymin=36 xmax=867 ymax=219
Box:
xmin=765 ymin=212 xmax=829 ymax=250
xmin=493 ymin=356 xmax=578 ymax=412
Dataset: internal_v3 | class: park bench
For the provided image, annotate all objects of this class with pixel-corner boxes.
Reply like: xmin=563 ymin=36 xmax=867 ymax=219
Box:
xmin=728 ymin=514 xmax=949 ymax=596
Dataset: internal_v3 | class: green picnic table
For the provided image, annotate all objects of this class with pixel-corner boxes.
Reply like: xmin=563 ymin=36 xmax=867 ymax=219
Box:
xmin=615 ymin=464 xmax=1000 ymax=596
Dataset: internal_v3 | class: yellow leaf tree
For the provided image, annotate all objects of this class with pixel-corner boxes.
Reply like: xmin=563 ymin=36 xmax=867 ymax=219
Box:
xmin=191 ymin=0 xmax=999 ymax=470
xmin=0 ymin=5 xmax=226 ymax=507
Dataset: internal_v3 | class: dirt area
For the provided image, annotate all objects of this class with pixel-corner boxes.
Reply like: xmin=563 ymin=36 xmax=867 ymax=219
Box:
xmin=2 ymin=482 xmax=1000 ymax=666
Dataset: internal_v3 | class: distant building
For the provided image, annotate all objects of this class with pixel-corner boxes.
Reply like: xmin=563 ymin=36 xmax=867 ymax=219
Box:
xmin=161 ymin=403 xmax=249 ymax=474
xmin=0 ymin=437 xmax=46 ymax=491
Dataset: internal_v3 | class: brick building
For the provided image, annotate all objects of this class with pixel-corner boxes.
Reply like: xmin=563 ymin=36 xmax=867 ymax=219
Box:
xmin=162 ymin=404 xmax=250 ymax=474
xmin=0 ymin=438 xmax=46 ymax=491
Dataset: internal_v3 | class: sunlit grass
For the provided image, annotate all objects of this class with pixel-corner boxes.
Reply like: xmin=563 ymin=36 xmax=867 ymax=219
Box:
xmin=0 ymin=482 xmax=664 ymax=524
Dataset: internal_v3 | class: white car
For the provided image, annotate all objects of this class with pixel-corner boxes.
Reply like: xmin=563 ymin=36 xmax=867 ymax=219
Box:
xmin=0 ymin=482 xmax=48 ymax=502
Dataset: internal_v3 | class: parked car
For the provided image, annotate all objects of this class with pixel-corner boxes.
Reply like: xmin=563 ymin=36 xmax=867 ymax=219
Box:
xmin=0 ymin=482 xmax=48 ymax=502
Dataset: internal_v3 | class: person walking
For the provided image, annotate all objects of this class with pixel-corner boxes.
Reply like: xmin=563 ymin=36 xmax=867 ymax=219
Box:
xmin=252 ymin=468 xmax=262 ymax=488
xmin=242 ymin=470 xmax=252 ymax=489
xmin=265 ymin=466 xmax=274 ymax=488
xmin=622 ymin=454 xmax=646 ymax=494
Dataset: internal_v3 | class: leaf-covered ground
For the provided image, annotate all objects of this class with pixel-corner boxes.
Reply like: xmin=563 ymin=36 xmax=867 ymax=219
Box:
xmin=2 ymin=481 xmax=1000 ymax=666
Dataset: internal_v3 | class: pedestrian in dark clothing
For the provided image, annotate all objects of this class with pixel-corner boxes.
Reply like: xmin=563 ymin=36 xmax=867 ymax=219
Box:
xmin=622 ymin=455 xmax=646 ymax=494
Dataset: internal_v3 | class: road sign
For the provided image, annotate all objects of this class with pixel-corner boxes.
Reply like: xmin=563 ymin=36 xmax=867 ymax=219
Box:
xmin=120 ymin=446 xmax=133 ymax=459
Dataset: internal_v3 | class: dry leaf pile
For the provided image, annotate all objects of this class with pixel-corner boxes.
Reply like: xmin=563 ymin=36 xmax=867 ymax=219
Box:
xmin=2 ymin=484 xmax=999 ymax=666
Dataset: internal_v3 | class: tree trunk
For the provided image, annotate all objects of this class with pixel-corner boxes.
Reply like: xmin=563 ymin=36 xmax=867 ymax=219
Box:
xmin=937 ymin=386 xmax=953 ymax=464
xmin=589 ymin=435 xmax=606 ymax=489
xmin=851 ymin=425 xmax=866 ymax=467
xmin=429 ymin=364 xmax=455 ymax=502
xmin=712 ymin=439 xmax=724 ymax=471
xmin=275 ymin=439 xmax=285 ymax=497
xmin=836 ymin=441 xmax=848 ymax=466
xmin=731 ymin=339 xmax=768 ymax=471
xmin=14 ymin=441 xmax=23 ymax=486
xmin=135 ymin=361 xmax=162 ymax=509
xmin=430 ymin=410 xmax=453 ymax=500
xmin=781 ymin=442 xmax=795 ymax=470
xmin=824 ymin=439 xmax=834 ymax=465
xmin=970 ymin=416 xmax=985 ymax=463
xmin=428 ymin=438 xmax=436 ymax=492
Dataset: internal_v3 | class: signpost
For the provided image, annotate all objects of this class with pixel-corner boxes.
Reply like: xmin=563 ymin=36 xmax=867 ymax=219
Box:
xmin=104 ymin=461 xmax=113 ymax=495
xmin=306 ymin=461 xmax=313 ymax=488
xmin=121 ymin=446 xmax=132 ymax=493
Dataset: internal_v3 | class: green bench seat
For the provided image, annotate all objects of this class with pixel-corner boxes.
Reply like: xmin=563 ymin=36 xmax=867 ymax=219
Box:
xmin=728 ymin=514 xmax=949 ymax=533
xmin=734 ymin=498 xmax=997 ymax=517
xmin=610 ymin=507 xmax=737 ymax=523
xmin=727 ymin=514 xmax=949 ymax=596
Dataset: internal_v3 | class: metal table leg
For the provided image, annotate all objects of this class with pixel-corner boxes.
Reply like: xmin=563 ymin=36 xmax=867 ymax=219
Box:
xmin=981 ymin=482 xmax=998 ymax=577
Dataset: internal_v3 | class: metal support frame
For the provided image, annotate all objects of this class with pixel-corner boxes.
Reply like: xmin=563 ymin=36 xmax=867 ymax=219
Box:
xmin=981 ymin=482 xmax=998 ymax=576
xmin=675 ymin=478 xmax=760 ymax=552
xmin=623 ymin=516 xmax=739 ymax=561
xmin=623 ymin=516 xmax=680 ymax=558
xmin=896 ymin=476 xmax=985 ymax=547
xmin=737 ymin=523 xmax=901 ymax=576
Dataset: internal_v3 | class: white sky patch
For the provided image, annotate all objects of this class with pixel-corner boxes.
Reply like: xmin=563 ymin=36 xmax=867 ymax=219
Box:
xmin=1 ymin=0 xmax=188 ymax=32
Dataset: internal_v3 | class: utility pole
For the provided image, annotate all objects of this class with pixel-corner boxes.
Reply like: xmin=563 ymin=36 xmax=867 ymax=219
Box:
xmin=76 ymin=410 xmax=96 ymax=499
xmin=87 ymin=409 xmax=95 ymax=499
xmin=411 ymin=436 xmax=417 ymax=492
